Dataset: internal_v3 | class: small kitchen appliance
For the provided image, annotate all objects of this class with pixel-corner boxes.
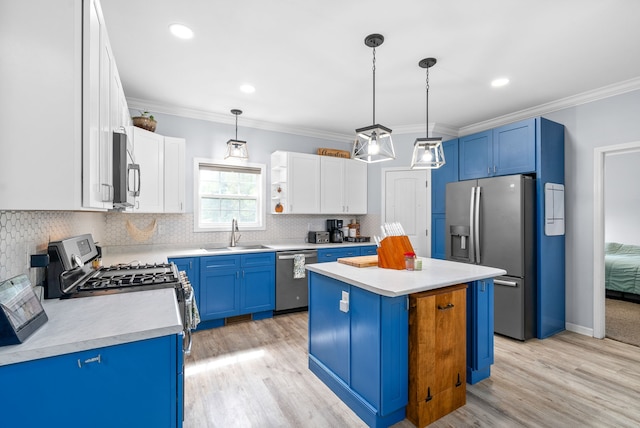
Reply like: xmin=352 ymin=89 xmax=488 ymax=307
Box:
xmin=308 ymin=231 xmax=329 ymax=244
xmin=326 ymin=219 xmax=344 ymax=243
xmin=112 ymin=131 xmax=140 ymax=210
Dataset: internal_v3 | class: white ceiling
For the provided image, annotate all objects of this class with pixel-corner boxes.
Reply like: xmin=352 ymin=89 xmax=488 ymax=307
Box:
xmin=101 ymin=0 xmax=640 ymax=141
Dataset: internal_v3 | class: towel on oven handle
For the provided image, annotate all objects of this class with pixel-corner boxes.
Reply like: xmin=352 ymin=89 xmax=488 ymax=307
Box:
xmin=185 ymin=283 xmax=200 ymax=330
xmin=293 ymin=254 xmax=306 ymax=279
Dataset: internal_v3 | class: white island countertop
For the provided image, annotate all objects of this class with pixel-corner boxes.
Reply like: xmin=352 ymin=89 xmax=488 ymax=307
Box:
xmin=306 ymin=257 xmax=506 ymax=297
xmin=0 ymin=288 xmax=182 ymax=366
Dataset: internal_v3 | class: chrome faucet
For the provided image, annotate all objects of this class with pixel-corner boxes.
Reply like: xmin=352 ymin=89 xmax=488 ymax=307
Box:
xmin=230 ymin=218 xmax=241 ymax=247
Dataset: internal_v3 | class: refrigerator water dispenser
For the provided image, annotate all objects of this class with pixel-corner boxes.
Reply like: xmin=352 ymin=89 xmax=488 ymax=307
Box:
xmin=449 ymin=225 xmax=470 ymax=260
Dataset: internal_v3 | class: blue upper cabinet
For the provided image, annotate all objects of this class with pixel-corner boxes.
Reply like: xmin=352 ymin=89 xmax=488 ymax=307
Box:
xmin=493 ymin=118 xmax=536 ymax=176
xmin=459 ymin=130 xmax=492 ymax=180
xmin=459 ymin=118 xmax=536 ymax=180
xmin=431 ymin=139 xmax=459 ymax=214
xmin=431 ymin=139 xmax=459 ymax=260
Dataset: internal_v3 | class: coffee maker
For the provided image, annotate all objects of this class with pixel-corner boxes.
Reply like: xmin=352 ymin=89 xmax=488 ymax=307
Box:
xmin=326 ymin=219 xmax=343 ymax=243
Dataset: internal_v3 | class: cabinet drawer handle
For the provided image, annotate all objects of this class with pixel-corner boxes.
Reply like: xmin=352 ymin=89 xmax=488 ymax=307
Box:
xmin=77 ymin=354 xmax=101 ymax=368
xmin=437 ymin=303 xmax=454 ymax=311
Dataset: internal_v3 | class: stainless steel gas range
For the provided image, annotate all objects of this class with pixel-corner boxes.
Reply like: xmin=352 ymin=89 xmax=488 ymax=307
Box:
xmin=45 ymin=234 xmax=199 ymax=354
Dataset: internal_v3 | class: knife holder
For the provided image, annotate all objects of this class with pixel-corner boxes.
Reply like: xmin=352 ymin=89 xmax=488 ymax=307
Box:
xmin=377 ymin=236 xmax=415 ymax=270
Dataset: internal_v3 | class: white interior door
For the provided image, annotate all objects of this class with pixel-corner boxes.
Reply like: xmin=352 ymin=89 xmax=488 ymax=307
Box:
xmin=382 ymin=168 xmax=429 ymax=257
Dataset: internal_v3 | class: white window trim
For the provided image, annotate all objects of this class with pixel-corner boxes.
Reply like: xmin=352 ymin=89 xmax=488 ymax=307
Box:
xmin=193 ymin=157 xmax=267 ymax=232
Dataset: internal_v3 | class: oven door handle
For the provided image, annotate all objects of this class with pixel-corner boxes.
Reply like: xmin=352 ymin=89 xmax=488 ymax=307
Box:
xmin=184 ymin=329 xmax=193 ymax=355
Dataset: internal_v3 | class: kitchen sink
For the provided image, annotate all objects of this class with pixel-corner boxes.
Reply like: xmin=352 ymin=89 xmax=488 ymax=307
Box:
xmin=226 ymin=245 xmax=270 ymax=250
xmin=202 ymin=244 xmax=270 ymax=252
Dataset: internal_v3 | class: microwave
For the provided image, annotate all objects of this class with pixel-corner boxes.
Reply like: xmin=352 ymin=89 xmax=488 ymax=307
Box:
xmin=112 ymin=131 xmax=140 ymax=209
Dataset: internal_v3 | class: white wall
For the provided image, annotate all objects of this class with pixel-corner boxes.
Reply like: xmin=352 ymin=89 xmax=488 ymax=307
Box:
xmin=544 ymin=89 xmax=640 ymax=331
xmin=604 ymin=150 xmax=640 ymax=245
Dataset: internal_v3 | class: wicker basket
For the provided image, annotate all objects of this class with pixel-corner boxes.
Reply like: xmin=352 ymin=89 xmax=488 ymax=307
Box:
xmin=132 ymin=116 xmax=157 ymax=132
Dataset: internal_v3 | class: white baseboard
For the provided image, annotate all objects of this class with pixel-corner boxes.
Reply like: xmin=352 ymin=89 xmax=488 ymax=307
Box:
xmin=565 ymin=322 xmax=594 ymax=337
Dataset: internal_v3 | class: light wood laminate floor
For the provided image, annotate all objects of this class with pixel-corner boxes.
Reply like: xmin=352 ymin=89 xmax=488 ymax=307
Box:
xmin=184 ymin=312 xmax=640 ymax=427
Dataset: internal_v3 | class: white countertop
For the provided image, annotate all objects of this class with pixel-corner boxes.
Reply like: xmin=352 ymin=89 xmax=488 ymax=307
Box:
xmin=101 ymin=241 xmax=375 ymax=265
xmin=0 ymin=288 xmax=183 ymax=366
xmin=305 ymin=257 xmax=507 ymax=297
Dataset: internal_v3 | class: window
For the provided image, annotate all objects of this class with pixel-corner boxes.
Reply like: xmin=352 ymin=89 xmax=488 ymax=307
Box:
xmin=194 ymin=159 xmax=266 ymax=231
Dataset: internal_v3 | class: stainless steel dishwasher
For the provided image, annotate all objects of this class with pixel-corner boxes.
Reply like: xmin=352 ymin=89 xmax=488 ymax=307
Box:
xmin=275 ymin=249 xmax=317 ymax=313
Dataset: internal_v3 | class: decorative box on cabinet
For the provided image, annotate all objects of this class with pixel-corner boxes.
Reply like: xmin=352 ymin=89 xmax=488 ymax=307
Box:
xmin=0 ymin=335 xmax=182 ymax=428
xmin=199 ymin=252 xmax=275 ymax=328
xmin=407 ymin=284 xmax=467 ymax=427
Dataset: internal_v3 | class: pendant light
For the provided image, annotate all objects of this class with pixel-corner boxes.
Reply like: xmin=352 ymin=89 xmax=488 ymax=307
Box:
xmin=352 ymin=34 xmax=395 ymax=163
xmin=411 ymin=58 xmax=445 ymax=169
xmin=224 ymin=109 xmax=249 ymax=159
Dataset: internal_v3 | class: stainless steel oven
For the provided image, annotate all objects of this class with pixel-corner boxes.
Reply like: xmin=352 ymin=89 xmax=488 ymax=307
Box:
xmin=275 ymin=250 xmax=317 ymax=313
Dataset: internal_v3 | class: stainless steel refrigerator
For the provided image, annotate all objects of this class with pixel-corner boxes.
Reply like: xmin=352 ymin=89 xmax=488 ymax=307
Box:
xmin=446 ymin=174 xmax=536 ymax=340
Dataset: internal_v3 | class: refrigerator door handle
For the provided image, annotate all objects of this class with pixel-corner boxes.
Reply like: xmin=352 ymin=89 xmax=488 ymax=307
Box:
xmin=494 ymin=279 xmax=518 ymax=287
xmin=475 ymin=186 xmax=481 ymax=264
xmin=469 ymin=187 xmax=476 ymax=263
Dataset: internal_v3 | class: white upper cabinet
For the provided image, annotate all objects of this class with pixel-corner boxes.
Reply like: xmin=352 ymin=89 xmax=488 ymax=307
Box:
xmin=344 ymin=159 xmax=367 ymax=214
xmin=0 ymin=0 xmax=128 ymax=210
xmin=83 ymin=0 xmax=130 ymax=210
xmin=271 ymin=152 xmax=367 ymax=215
xmin=0 ymin=0 xmax=83 ymax=210
xmin=131 ymin=128 xmax=164 ymax=213
xmin=271 ymin=151 xmax=321 ymax=214
xmin=163 ymin=137 xmax=186 ymax=213
xmin=320 ymin=157 xmax=367 ymax=214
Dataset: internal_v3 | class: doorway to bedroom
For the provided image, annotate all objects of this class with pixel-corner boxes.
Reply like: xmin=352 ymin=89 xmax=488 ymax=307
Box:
xmin=595 ymin=142 xmax=640 ymax=346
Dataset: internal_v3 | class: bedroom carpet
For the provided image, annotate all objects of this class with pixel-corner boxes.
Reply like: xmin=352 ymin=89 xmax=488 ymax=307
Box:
xmin=606 ymin=298 xmax=640 ymax=347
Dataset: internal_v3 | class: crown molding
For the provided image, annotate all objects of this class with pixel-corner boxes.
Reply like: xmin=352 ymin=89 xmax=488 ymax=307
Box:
xmin=458 ymin=76 xmax=640 ymax=136
xmin=126 ymin=97 xmax=353 ymax=143
xmin=128 ymin=77 xmax=640 ymax=143
xmin=393 ymin=122 xmax=459 ymax=139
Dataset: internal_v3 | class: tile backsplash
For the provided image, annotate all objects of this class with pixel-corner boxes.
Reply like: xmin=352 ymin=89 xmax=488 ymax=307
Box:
xmin=104 ymin=212 xmax=380 ymax=247
xmin=0 ymin=211 xmax=105 ymax=285
xmin=0 ymin=210 xmax=380 ymax=284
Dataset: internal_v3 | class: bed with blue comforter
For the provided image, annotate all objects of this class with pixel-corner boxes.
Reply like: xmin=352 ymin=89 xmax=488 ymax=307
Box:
xmin=605 ymin=242 xmax=640 ymax=300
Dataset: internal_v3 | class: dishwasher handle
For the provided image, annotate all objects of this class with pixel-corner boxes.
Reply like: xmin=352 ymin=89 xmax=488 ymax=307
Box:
xmin=278 ymin=251 xmax=318 ymax=260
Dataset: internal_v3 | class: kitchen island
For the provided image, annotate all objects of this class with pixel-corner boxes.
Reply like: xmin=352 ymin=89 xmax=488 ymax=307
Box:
xmin=305 ymin=257 xmax=505 ymax=428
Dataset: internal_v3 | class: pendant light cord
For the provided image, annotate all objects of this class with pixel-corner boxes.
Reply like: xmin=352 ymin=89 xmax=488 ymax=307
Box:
xmin=235 ymin=114 xmax=238 ymax=140
xmin=425 ymin=66 xmax=430 ymax=138
xmin=372 ymin=47 xmax=377 ymax=125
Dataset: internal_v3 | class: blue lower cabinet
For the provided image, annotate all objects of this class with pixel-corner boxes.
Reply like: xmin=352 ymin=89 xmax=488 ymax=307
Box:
xmin=466 ymin=279 xmax=494 ymax=384
xmin=308 ymin=272 xmax=408 ymax=427
xmin=169 ymin=257 xmax=200 ymax=297
xmin=431 ymin=213 xmax=446 ymax=260
xmin=199 ymin=253 xmax=275 ymax=326
xmin=317 ymin=245 xmax=376 ymax=262
xmin=360 ymin=245 xmax=378 ymax=256
xmin=0 ymin=335 xmax=181 ymax=427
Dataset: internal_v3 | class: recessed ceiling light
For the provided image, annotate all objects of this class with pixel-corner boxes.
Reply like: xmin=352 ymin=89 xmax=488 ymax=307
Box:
xmin=491 ymin=77 xmax=510 ymax=87
xmin=169 ymin=23 xmax=194 ymax=40
xmin=240 ymin=84 xmax=256 ymax=94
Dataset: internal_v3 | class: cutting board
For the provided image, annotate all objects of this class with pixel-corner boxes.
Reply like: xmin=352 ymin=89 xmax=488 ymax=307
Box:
xmin=337 ymin=255 xmax=378 ymax=268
